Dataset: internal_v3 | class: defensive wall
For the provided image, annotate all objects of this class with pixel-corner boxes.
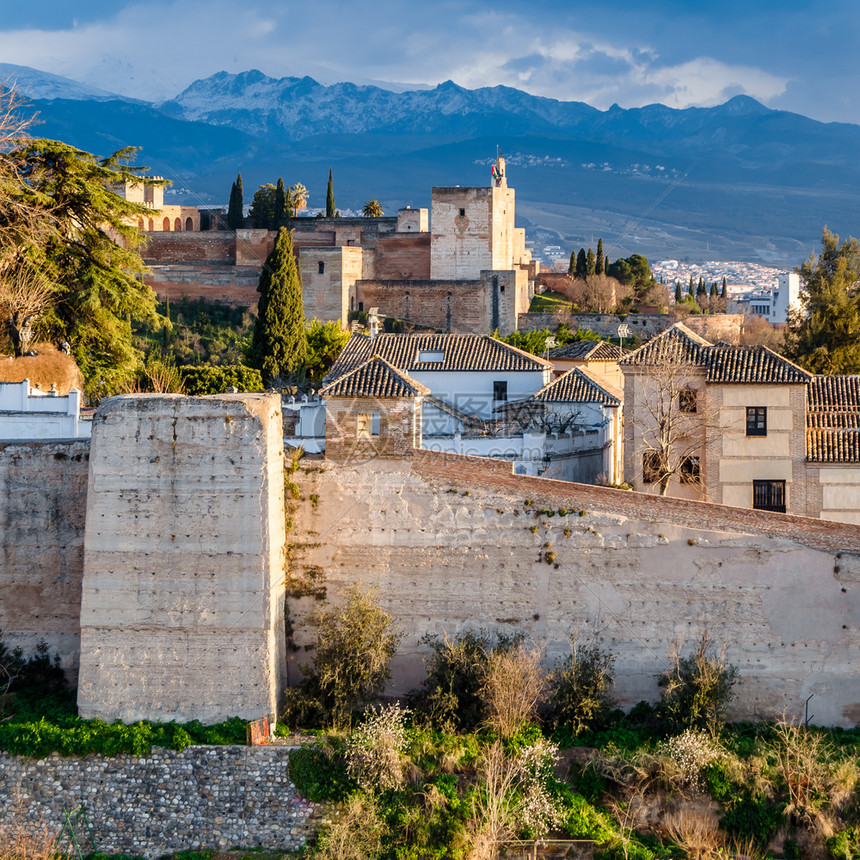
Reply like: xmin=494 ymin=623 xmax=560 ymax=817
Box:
xmin=0 ymin=745 xmax=315 ymax=858
xmin=77 ymin=393 xmax=287 ymax=725
xmin=0 ymin=439 xmax=89 ymax=682
xmin=2 ymin=397 xmax=859 ymax=727
xmin=289 ymin=450 xmax=860 ymax=727
xmin=519 ymin=312 xmax=745 ymax=343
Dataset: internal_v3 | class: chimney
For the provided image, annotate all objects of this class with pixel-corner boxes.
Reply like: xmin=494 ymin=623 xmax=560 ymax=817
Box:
xmin=368 ymin=307 xmax=380 ymax=341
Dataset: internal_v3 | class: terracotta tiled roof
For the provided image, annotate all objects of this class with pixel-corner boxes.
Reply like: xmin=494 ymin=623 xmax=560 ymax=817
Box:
xmin=326 ymin=333 xmax=551 ymax=382
xmin=705 ymin=346 xmax=812 ymax=384
xmin=619 ymin=323 xmax=711 ymax=366
xmin=808 ymin=375 xmax=860 ymax=411
xmin=806 ymin=375 xmax=860 ymax=462
xmin=530 ymin=367 xmax=621 ymax=406
xmin=320 ymin=355 xmax=430 ymax=398
xmin=620 ymin=324 xmax=811 ymax=384
xmin=807 ymin=428 xmax=860 ymax=463
xmin=548 ymin=340 xmax=629 ymax=361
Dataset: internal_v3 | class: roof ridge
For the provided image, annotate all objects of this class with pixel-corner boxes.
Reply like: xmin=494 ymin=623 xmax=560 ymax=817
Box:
xmin=487 ymin=334 xmax=553 ymax=368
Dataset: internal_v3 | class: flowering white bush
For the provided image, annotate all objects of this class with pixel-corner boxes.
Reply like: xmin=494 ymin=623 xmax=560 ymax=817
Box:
xmin=663 ymin=729 xmax=722 ymax=790
xmin=515 ymin=738 xmax=565 ymax=835
xmin=346 ymin=702 xmax=410 ymax=792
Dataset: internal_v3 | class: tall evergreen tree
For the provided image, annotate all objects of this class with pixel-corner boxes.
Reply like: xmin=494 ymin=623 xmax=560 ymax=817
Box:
xmin=575 ymin=248 xmax=588 ymax=279
xmin=568 ymin=250 xmax=576 ymax=275
xmin=721 ymin=278 xmax=727 ymax=299
xmin=605 ymin=255 xmax=610 ymax=273
xmin=251 ymin=228 xmax=307 ymax=382
xmin=227 ymin=173 xmax=243 ymax=229
xmin=274 ymin=178 xmax=287 ymax=228
xmin=326 ymin=168 xmax=336 ymax=218
xmin=675 ymin=282 xmax=682 ymax=303
xmin=786 ymin=227 xmax=860 ymax=373
xmin=586 ymin=248 xmax=596 ymax=276
xmin=688 ymin=275 xmax=695 ymax=296
xmin=595 ymin=239 xmax=604 ymax=275
xmin=710 ymin=282 xmax=718 ymax=298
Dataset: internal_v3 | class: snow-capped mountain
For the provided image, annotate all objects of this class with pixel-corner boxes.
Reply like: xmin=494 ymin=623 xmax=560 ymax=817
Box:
xmin=0 ymin=63 xmax=136 ymax=102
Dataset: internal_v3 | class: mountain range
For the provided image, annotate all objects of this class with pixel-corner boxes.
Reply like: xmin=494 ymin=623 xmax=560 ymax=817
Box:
xmin=6 ymin=64 xmax=860 ymax=266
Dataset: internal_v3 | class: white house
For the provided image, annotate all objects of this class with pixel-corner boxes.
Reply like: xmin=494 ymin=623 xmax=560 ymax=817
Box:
xmin=0 ymin=380 xmax=91 ymax=440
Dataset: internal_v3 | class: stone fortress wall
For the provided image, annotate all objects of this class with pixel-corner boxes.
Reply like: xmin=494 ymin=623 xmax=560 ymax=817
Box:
xmin=1 ymin=396 xmax=858 ymax=727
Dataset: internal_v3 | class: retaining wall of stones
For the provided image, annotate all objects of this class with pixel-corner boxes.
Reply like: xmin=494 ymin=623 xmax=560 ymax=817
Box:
xmin=0 ymin=745 xmax=318 ymax=858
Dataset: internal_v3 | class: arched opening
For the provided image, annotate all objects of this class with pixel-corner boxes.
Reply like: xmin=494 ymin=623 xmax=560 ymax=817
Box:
xmin=137 ymin=218 xmax=144 ymax=230
xmin=318 ymin=261 xmax=325 ymax=274
xmin=148 ymin=218 xmax=154 ymax=231
xmin=162 ymin=217 xmax=171 ymax=231
xmin=174 ymin=217 xmax=182 ymax=231
xmin=185 ymin=217 xmax=194 ymax=231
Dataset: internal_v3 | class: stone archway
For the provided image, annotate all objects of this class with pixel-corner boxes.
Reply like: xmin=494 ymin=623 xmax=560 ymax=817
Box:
xmin=163 ymin=217 xmax=171 ymax=231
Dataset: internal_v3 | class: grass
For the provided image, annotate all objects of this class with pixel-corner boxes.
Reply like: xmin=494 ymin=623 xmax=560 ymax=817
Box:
xmin=529 ymin=290 xmax=573 ymax=313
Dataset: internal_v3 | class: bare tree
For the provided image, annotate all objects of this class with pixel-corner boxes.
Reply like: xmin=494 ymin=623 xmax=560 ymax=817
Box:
xmin=626 ymin=335 xmax=716 ymax=496
xmin=480 ymin=645 xmax=546 ymax=739
xmin=0 ymin=265 xmax=54 ymax=355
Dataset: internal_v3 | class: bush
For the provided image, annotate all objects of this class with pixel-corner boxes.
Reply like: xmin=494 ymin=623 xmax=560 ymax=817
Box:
xmin=346 ymin=703 xmax=410 ymax=793
xmin=407 ymin=631 xmax=522 ymax=733
xmin=180 ymin=364 xmax=264 ymax=395
xmin=480 ymin=645 xmax=546 ymax=740
xmin=283 ymin=584 xmax=401 ymax=728
xmin=545 ymin=640 xmax=616 ymax=737
xmin=289 ymin=743 xmax=354 ymax=802
xmin=719 ymin=792 xmax=785 ymax=848
xmin=0 ymin=636 xmax=66 ymax=702
xmin=828 ymin=827 xmax=860 ymax=860
xmin=658 ymin=635 xmax=738 ymax=733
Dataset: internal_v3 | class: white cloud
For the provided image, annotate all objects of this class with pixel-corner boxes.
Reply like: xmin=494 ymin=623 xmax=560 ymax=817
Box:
xmin=0 ymin=0 xmax=792 ymax=114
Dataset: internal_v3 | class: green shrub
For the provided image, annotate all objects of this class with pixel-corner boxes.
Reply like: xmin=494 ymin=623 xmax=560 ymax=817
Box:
xmin=720 ymin=792 xmax=785 ymax=848
xmin=545 ymin=640 xmax=616 ymax=737
xmin=407 ymin=631 xmax=522 ymax=733
xmin=283 ymin=584 xmax=401 ymax=729
xmin=827 ymin=827 xmax=859 ymax=860
xmin=658 ymin=634 xmax=738 ymax=733
xmin=180 ymin=364 xmax=264 ymax=395
xmin=288 ymin=744 xmax=354 ymax=802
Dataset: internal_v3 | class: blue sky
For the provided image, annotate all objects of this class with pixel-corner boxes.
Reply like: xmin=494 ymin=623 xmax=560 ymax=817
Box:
xmin=2 ymin=0 xmax=857 ymax=123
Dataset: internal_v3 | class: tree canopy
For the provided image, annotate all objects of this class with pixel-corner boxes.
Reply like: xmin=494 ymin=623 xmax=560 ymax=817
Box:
xmin=786 ymin=226 xmax=860 ymax=373
xmin=0 ymin=94 xmax=165 ymax=397
xmin=250 ymin=227 xmax=307 ymax=382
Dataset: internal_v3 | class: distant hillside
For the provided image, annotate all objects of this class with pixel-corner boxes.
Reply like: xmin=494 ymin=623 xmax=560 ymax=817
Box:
xmin=7 ymin=65 xmax=860 ymax=264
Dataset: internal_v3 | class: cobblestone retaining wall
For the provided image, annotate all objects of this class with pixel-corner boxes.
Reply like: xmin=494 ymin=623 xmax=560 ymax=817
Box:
xmin=0 ymin=745 xmax=317 ymax=858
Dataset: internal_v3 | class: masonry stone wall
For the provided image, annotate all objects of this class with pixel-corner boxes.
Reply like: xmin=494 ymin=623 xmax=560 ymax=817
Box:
xmin=0 ymin=746 xmax=316 ymax=858
xmin=145 ymin=265 xmax=262 ymax=305
xmin=289 ymin=451 xmax=860 ymax=727
xmin=520 ymin=312 xmax=745 ymax=342
xmin=142 ymin=232 xmax=235 ymax=265
xmin=0 ymin=440 xmax=89 ymax=682
xmin=324 ymin=396 xmax=421 ymax=460
xmin=77 ymin=394 xmax=287 ymax=724
xmin=374 ymin=233 xmax=431 ymax=280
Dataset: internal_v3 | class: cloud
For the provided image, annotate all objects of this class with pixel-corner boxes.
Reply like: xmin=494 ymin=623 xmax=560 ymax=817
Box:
xmin=0 ymin=0 xmax=824 ymax=120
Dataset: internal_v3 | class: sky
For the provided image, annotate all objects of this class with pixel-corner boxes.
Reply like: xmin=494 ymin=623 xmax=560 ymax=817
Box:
xmin=1 ymin=0 xmax=858 ymax=124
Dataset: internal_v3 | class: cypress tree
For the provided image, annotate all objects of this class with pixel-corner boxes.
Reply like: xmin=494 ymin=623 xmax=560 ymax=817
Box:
xmin=595 ymin=239 xmax=604 ymax=275
xmin=568 ymin=250 xmax=576 ymax=275
xmin=586 ymin=248 xmax=596 ymax=276
xmin=722 ymin=276 xmax=727 ymax=297
xmin=675 ymin=282 xmax=682 ymax=303
xmin=274 ymin=178 xmax=287 ymax=228
xmin=710 ymin=282 xmax=718 ymax=298
xmin=688 ymin=275 xmax=695 ymax=296
xmin=251 ymin=228 xmax=307 ymax=382
xmin=227 ymin=173 xmax=243 ymax=229
xmin=576 ymin=248 xmax=587 ymax=279
xmin=326 ymin=168 xmax=336 ymax=218
xmin=605 ymin=255 xmax=609 ymax=273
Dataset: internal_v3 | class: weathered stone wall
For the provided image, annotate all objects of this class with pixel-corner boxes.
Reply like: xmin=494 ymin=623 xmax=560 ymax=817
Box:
xmin=290 ymin=451 xmax=860 ymax=727
xmin=77 ymin=394 xmax=286 ymax=724
xmin=520 ymin=312 xmax=745 ymax=343
xmin=0 ymin=745 xmax=316 ymax=858
xmin=145 ymin=265 xmax=262 ymax=305
xmin=142 ymin=232 xmax=234 ymax=265
xmin=324 ymin=396 xmax=420 ymax=460
xmin=374 ymin=233 xmax=431 ymax=280
xmin=0 ymin=439 xmax=90 ymax=682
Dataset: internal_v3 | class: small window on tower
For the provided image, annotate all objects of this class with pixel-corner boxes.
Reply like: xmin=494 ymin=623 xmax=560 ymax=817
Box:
xmin=318 ymin=261 xmax=325 ymax=274
xmin=458 ymin=208 xmax=466 ymax=217
xmin=679 ymin=387 xmax=697 ymax=413
xmin=493 ymin=381 xmax=507 ymax=402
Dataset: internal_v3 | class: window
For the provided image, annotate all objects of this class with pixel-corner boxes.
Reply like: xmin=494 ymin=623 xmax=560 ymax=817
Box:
xmin=493 ymin=381 xmax=508 ymax=402
xmin=679 ymin=387 xmax=697 ymax=413
xmin=357 ymin=413 xmax=380 ymax=439
xmin=417 ymin=349 xmax=445 ymax=362
xmin=318 ymin=261 xmax=325 ymax=274
xmin=680 ymin=456 xmax=700 ymax=484
xmin=458 ymin=208 xmax=466 ymax=217
xmin=753 ymin=480 xmax=786 ymax=513
xmin=746 ymin=406 xmax=767 ymax=436
xmin=642 ymin=452 xmax=662 ymax=483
